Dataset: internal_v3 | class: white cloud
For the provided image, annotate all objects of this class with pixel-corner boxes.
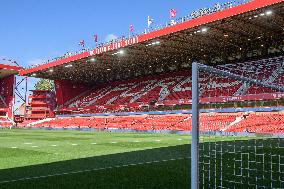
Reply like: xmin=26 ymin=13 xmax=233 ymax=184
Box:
xmin=105 ymin=34 xmax=118 ymax=42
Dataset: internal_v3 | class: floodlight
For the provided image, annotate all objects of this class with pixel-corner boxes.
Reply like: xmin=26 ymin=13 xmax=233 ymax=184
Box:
xmin=265 ymin=10 xmax=272 ymax=15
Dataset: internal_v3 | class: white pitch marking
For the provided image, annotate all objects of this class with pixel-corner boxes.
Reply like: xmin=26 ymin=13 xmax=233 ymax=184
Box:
xmin=155 ymin=140 xmax=161 ymax=142
xmin=24 ymin=143 xmax=32 ymax=145
xmin=91 ymin=143 xmax=97 ymax=145
xmin=31 ymin=146 xmax=38 ymax=148
xmin=71 ymin=144 xmax=78 ymax=146
xmin=11 ymin=147 xmax=18 ymax=149
xmin=110 ymin=142 xmax=117 ymax=144
xmin=133 ymin=141 xmax=140 ymax=143
xmin=178 ymin=139 xmax=182 ymax=141
xmin=51 ymin=145 xmax=58 ymax=147
xmin=0 ymin=157 xmax=190 ymax=184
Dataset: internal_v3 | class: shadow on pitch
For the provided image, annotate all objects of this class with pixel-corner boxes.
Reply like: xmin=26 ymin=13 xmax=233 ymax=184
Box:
xmin=0 ymin=143 xmax=191 ymax=189
xmin=0 ymin=137 xmax=283 ymax=189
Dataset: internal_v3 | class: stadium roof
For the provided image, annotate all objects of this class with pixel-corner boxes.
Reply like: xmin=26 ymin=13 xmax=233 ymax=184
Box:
xmin=20 ymin=0 xmax=284 ymax=84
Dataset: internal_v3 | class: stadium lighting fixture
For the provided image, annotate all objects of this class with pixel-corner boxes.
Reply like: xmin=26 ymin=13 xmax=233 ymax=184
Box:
xmin=201 ymin=28 xmax=208 ymax=33
xmin=112 ymin=50 xmax=125 ymax=55
xmin=90 ymin=58 xmax=96 ymax=63
xmin=146 ymin=41 xmax=160 ymax=47
xmin=265 ymin=10 xmax=272 ymax=15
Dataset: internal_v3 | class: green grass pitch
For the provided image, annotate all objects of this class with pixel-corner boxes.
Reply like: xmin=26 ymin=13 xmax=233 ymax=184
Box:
xmin=0 ymin=129 xmax=282 ymax=189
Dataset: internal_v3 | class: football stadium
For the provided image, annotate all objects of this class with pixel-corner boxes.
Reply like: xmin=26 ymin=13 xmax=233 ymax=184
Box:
xmin=0 ymin=0 xmax=284 ymax=188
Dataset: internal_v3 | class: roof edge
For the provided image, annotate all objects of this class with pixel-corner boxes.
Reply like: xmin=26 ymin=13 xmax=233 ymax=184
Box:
xmin=20 ymin=0 xmax=283 ymax=76
xmin=0 ymin=64 xmax=22 ymax=71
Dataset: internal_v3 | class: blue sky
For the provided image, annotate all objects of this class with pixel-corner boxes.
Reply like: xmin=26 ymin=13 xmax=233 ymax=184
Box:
xmin=0 ymin=0 xmax=231 ymax=105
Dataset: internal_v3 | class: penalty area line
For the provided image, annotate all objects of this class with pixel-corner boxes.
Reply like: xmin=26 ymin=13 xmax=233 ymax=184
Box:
xmin=0 ymin=157 xmax=190 ymax=184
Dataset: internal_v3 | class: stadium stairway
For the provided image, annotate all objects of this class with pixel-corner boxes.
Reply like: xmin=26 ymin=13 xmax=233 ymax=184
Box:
xmin=221 ymin=114 xmax=246 ymax=131
xmin=27 ymin=118 xmax=57 ymax=127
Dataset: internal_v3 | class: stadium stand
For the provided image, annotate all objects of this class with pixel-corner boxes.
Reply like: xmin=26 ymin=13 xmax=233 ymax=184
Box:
xmin=26 ymin=112 xmax=284 ymax=133
xmin=17 ymin=0 xmax=284 ymax=137
xmin=56 ymin=56 xmax=284 ymax=113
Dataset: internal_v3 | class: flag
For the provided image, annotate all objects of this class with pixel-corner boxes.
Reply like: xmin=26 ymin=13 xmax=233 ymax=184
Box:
xmin=79 ymin=40 xmax=85 ymax=47
xmin=129 ymin=24 xmax=134 ymax=32
xmin=93 ymin=34 xmax=98 ymax=42
xmin=170 ymin=8 xmax=177 ymax=18
xmin=147 ymin=16 xmax=154 ymax=28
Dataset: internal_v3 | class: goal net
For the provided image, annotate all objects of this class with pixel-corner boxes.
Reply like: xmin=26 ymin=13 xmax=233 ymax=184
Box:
xmin=192 ymin=59 xmax=284 ymax=189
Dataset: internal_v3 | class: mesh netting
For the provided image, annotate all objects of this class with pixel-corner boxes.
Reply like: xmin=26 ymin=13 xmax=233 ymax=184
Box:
xmin=197 ymin=58 xmax=284 ymax=188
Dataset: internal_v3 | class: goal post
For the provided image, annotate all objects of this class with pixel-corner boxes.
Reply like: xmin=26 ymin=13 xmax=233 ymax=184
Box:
xmin=191 ymin=61 xmax=284 ymax=189
xmin=191 ymin=62 xmax=200 ymax=189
